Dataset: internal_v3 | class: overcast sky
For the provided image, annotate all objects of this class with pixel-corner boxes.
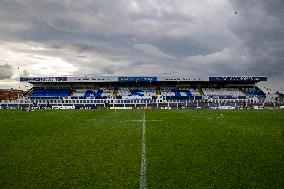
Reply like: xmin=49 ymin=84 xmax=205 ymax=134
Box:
xmin=0 ymin=0 xmax=283 ymax=91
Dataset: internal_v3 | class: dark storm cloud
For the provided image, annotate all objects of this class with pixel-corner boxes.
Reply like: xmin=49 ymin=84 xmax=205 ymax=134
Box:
xmin=228 ymin=0 xmax=284 ymax=87
xmin=0 ymin=0 xmax=283 ymax=89
xmin=0 ymin=63 xmax=13 ymax=80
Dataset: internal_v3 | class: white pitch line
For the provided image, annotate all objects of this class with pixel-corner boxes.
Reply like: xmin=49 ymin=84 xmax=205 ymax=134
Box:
xmin=140 ymin=111 xmax=147 ymax=189
xmin=125 ymin=120 xmax=163 ymax=122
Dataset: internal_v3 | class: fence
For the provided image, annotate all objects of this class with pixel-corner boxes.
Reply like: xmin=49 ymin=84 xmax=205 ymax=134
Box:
xmin=1 ymin=98 xmax=283 ymax=110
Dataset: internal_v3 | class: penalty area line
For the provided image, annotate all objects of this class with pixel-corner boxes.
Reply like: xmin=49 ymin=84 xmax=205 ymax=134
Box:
xmin=140 ymin=111 xmax=147 ymax=189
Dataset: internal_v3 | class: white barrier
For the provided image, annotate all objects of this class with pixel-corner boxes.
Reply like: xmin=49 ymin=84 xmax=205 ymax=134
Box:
xmin=110 ymin=107 xmax=132 ymax=110
xmin=218 ymin=106 xmax=236 ymax=110
xmin=52 ymin=106 xmax=75 ymax=110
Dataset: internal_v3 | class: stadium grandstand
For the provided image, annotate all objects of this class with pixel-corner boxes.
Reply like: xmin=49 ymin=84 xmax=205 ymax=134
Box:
xmin=0 ymin=75 xmax=283 ymax=109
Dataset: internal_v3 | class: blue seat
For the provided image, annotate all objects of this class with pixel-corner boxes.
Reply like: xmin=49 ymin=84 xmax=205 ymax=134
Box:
xmin=32 ymin=88 xmax=71 ymax=97
xmin=130 ymin=89 xmax=144 ymax=96
xmin=244 ymin=88 xmax=265 ymax=97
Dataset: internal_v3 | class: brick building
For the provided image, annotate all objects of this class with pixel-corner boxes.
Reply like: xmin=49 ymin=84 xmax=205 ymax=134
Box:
xmin=0 ymin=89 xmax=25 ymax=100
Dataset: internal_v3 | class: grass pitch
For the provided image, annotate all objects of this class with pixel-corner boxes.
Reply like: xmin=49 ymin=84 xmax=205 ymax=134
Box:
xmin=0 ymin=109 xmax=283 ymax=188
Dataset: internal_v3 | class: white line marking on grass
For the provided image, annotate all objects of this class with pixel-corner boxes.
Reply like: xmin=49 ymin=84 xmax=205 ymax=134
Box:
xmin=125 ymin=120 xmax=142 ymax=122
xmin=125 ymin=120 xmax=163 ymax=122
xmin=140 ymin=111 xmax=147 ymax=189
xmin=147 ymin=120 xmax=163 ymax=122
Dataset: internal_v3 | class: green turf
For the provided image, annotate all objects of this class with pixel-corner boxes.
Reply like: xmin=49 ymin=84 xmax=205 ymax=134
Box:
xmin=146 ymin=110 xmax=284 ymax=188
xmin=0 ymin=109 xmax=283 ymax=188
xmin=0 ymin=110 xmax=142 ymax=189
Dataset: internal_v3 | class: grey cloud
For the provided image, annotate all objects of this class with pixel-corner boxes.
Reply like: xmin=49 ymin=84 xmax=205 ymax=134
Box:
xmin=0 ymin=63 xmax=13 ymax=80
xmin=22 ymin=70 xmax=29 ymax=76
xmin=228 ymin=0 xmax=284 ymax=81
xmin=134 ymin=44 xmax=174 ymax=60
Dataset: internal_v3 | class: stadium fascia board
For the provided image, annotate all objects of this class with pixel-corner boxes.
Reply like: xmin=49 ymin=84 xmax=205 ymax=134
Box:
xmin=19 ymin=76 xmax=267 ymax=83
xmin=208 ymin=76 xmax=267 ymax=82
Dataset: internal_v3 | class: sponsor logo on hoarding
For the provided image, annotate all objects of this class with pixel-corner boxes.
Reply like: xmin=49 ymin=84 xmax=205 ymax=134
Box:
xmin=20 ymin=77 xmax=68 ymax=82
xmin=118 ymin=77 xmax=157 ymax=82
xmin=208 ymin=76 xmax=267 ymax=81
